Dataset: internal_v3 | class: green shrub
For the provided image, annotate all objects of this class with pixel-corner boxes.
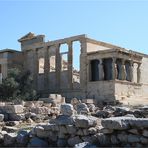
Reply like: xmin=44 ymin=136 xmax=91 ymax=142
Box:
xmin=0 ymin=68 xmax=37 ymax=101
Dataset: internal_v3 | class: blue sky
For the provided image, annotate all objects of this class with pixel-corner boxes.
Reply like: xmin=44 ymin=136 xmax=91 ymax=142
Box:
xmin=0 ymin=0 xmax=148 ymax=55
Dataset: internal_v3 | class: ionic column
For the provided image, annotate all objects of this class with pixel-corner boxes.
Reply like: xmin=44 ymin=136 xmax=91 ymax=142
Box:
xmin=55 ymin=44 xmax=61 ymax=91
xmin=67 ymin=41 xmax=73 ymax=89
xmin=129 ymin=61 xmax=134 ymax=82
xmin=44 ymin=47 xmax=49 ymax=90
xmin=99 ymin=59 xmax=104 ymax=80
xmin=137 ymin=63 xmax=141 ymax=83
xmin=121 ymin=59 xmax=126 ymax=80
xmin=112 ymin=58 xmax=117 ymax=80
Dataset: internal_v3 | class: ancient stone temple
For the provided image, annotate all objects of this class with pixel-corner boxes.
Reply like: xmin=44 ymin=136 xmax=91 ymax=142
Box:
xmin=0 ymin=32 xmax=148 ymax=103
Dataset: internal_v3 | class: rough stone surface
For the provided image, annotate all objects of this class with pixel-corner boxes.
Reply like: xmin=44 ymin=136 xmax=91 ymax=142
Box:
xmin=30 ymin=107 xmax=50 ymax=114
xmin=76 ymin=103 xmax=89 ymax=114
xmin=68 ymin=136 xmax=83 ymax=146
xmin=16 ymin=130 xmax=29 ymax=146
xmin=60 ymin=104 xmax=73 ymax=116
xmin=74 ymin=142 xmax=97 ymax=148
xmin=102 ymin=117 xmax=148 ymax=130
xmin=28 ymin=137 xmax=48 ymax=147
xmin=4 ymin=133 xmax=17 ymax=146
xmin=75 ymin=115 xmax=97 ymax=128
xmin=8 ymin=113 xmax=25 ymax=121
xmin=143 ymin=130 xmax=148 ymax=137
xmin=128 ymin=134 xmax=140 ymax=143
xmin=0 ymin=114 xmax=4 ymax=122
xmin=53 ymin=115 xmax=75 ymax=125
xmin=0 ymin=105 xmax=24 ymax=114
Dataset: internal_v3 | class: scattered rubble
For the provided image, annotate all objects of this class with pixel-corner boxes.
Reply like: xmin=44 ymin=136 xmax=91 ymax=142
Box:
xmin=0 ymin=95 xmax=147 ymax=147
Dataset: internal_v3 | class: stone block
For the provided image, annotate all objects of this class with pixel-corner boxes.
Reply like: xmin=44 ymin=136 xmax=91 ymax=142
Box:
xmin=30 ymin=107 xmax=50 ymax=114
xmin=111 ymin=135 xmax=119 ymax=145
xmin=4 ymin=133 xmax=17 ymax=146
xmin=142 ymin=130 xmax=148 ymax=137
xmin=140 ymin=137 xmax=148 ymax=144
xmin=128 ymin=129 xmax=139 ymax=135
xmin=57 ymin=138 xmax=67 ymax=147
xmin=60 ymin=104 xmax=74 ymax=116
xmin=53 ymin=115 xmax=75 ymax=125
xmin=76 ymin=103 xmax=89 ymax=114
xmin=16 ymin=130 xmax=29 ymax=146
xmin=0 ymin=105 xmax=24 ymax=114
xmin=88 ymin=127 xmax=97 ymax=135
xmin=100 ymin=128 xmax=113 ymax=134
xmin=117 ymin=132 xmax=128 ymax=143
xmin=74 ymin=142 xmax=97 ymax=148
xmin=68 ymin=136 xmax=83 ymax=147
xmin=59 ymin=126 xmax=68 ymax=134
xmin=2 ymin=126 xmax=18 ymax=133
xmin=75 ymin=115 xmax=97 ymax=128
xmin=101 ymin=117 xmax=131 ymax=130
xmin=127 ymin=134 xmax=140 ymax=143
xmin=66 ymin=125 xmax=77 ymax=134
xmin=82 ymin=99 xmax=94 ymax=104
xmin=0 ymin=114 xmax=4 ymax=122
xmin=35 ymin=126 xmax=50 ymax=138
xmin=8 ymin=113 xmax=25 ymax=121
xmin=28 ymin=137 xmax=48 ymax=147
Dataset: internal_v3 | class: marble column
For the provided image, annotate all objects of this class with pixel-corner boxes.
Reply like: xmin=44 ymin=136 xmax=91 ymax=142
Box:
xmin=99 ymin=59 xmax=104 ymax=80
xmin=55 ymin=44 xmax=61 ymax=91
xmin=129 ymin=61 xmax=134 ymax=82
xmin=33 ymin=49 xmax=38 ymax=90
xmin=121 ymin=59 xmax=126 ymax=80
xmin=44 ymin=47 xmax=49 ymax=90
xmin=68 ymin=41 xmax=73 ymax=89
xmin=112 ymin=58 xmax=117 ymax=80
xmin=137 ymin=63 xmax=141 ymax=83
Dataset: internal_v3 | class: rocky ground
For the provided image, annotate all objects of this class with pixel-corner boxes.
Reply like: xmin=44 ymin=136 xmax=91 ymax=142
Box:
xmin=0 ymin=94 xmax=148 ymax=147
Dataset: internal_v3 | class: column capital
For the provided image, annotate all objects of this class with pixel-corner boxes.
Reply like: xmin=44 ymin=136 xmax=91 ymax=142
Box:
xmin=67 ymin=41 xmax=73 ymax=46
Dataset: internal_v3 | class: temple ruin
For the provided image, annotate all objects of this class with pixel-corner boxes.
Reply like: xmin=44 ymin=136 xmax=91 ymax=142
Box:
xmin=0 ymin=32 xmax=148 ymax=103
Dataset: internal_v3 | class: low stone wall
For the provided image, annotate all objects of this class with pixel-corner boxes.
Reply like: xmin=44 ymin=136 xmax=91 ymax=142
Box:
xmin=0 ymin=99 xmax=148 ymax=147
xmin=100 ymin=117 xmax=148 ymax=147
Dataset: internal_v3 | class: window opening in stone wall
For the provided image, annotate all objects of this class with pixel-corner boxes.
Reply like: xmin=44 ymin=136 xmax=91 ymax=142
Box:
xmin=49 ymin=56 xmax=56 ymax=72
xmin=38 ymin=58 xmax=44 ymax=74
xmin=60 ymin=43 xmax=68 ymax=53
xmin=72 ymin=41 xmax=81 ymax=85
xmin=103 ymin=58 xmax=112 ymax=80
xmin=61 ymin=53 xmax=68 ymax=71
xmin=90 ymin=60 xmax=100 ymax=81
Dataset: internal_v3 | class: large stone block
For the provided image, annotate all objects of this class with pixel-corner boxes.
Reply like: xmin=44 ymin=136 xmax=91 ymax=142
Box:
xmin=68 ymin=136 xmax=83 ymax=147
xmin=101 ymin=117 xmax=131 ymax=130
xmin=4 ymin=133 xmax=17 ymax=146
xmin=8 ymin=113 xmax=25 ymax=121
xmin=30 ymin=107 xmax=50 ymax=114
xmin=16 ymin=130 xmax=29 ymax=146
xmin=75 ymin=115 xmax=97 ymax=128
xmin=28 ymin=137 xmax=48 ymax=147
xmin=52 ymin=115 xmax=75 ymax=125
xmin=0 ymin=114 xmax=4 ymax=122
xmin=60 ymin=104 xmax=74 ymax=116
xmin=0 ymin=105 xmax=24 ymax=114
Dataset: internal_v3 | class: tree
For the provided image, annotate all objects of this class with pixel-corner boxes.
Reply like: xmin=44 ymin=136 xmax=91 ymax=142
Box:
xmin=0 ymin=68 xmax=37 ymax=101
